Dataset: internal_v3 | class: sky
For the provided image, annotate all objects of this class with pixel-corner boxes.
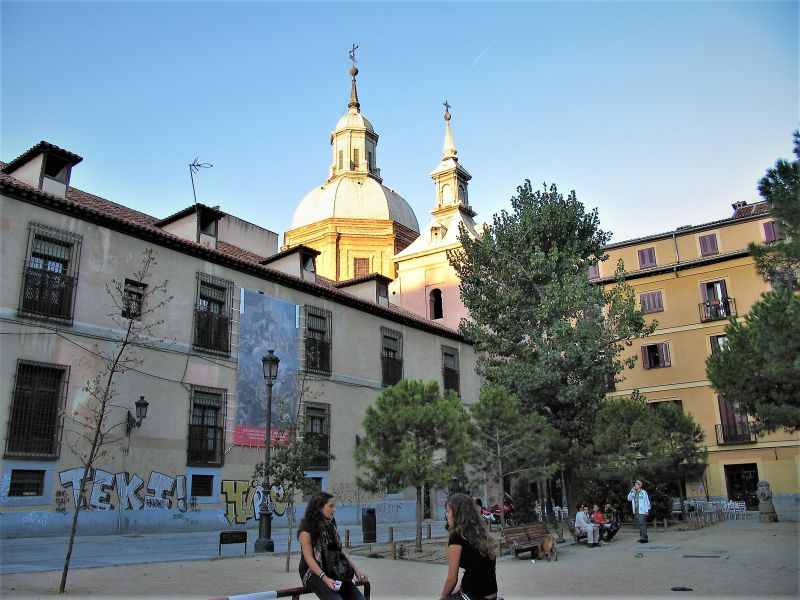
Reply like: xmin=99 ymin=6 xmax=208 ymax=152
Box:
xmin=2 ymin=0 xmax=797 ymax=244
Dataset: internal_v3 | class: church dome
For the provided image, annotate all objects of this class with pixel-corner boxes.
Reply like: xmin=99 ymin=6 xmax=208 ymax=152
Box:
xmin=291 ymin=176 xmax=419 ymax=232
xmin=335 ymin=112 xmax=374 ymax=133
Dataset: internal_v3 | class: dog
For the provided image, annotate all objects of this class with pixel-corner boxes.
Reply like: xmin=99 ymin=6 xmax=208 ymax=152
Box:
xmin=537 ymin=534 xmax=558 ymax=561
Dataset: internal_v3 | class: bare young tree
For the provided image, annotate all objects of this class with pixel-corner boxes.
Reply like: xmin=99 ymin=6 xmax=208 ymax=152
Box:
xmin=59 ymin=248 xmax=171 ymax=593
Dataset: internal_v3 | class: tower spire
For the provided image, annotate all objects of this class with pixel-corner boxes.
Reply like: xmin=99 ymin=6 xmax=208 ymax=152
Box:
xmin=442 ymin=100 xmax=457 ymax=160
xmin=348 ymin=43 xmax=360 ymax=111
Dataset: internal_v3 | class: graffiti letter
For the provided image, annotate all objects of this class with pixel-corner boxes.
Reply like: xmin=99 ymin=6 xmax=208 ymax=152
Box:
xmin=60 ymin=467 xmax=93 ymax=509
xmin=115 ymin=471 xmax=144 ymax=510
xmin=145 ymin=471 xmax=175 ymax=509
xmin=176 ymin=475 xmax=187 ymax=513
xmin=221 ymin=480 xmax=255 ymax=525
xmin=89 ymin=469 xmax=115 ymax=510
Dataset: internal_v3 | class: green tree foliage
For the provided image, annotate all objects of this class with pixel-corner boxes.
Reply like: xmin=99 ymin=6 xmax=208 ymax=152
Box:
xmin=355 ymin=379 xmax=470 ymax=550
xmin=449 ymin=181 xmax=654 ymax=498
xmin=469 ymin=385 xmax=558 ymax=524
xmin=750 ymin=130 xmax=800 ymax=289
xmin=707 ymin=288 xmax=800 ymax=433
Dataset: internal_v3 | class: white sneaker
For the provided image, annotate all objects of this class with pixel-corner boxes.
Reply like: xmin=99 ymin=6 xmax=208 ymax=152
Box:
xmin=599 ymin=540 xmax=609 ymax=545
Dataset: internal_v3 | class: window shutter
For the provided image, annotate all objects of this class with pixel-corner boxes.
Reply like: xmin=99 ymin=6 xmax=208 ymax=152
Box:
xmin=699 ymin=235 xmax=708 ymax=255
xmin=641 ymin=346 xmax=651 ymax=369
xmin=659 ymin=342 xmax=671 ymax=366
xmin=699 ymin=234 xmax=718 ymax=256
xmin=708 ymin=235 xmax=718 ymax=254
xmin=764 ymin=222 xmax=776 ymax=242
xmin=719 ymin=280 xmax=728 ymax=299
xmin=653 ymin=291 xmax=663 ymax=311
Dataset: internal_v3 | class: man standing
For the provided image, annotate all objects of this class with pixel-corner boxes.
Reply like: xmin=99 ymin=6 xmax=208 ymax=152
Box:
xmin=627 ymin=479 xmax=651 ymax=543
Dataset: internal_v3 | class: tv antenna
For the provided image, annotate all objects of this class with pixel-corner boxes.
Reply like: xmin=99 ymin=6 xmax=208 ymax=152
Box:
xmin=189 ymin=158 xmax=212 ymax=205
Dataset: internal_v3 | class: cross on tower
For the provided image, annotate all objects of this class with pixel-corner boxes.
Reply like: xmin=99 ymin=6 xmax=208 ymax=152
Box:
xmin=349 ymin=44 xmax=359 ymax=66
xmin=443 ymin=100 xmax=451 ymax=114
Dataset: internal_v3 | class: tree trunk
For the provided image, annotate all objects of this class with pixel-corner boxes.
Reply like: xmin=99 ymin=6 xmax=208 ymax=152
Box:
xmin=59 ymin=466 xmax=92 ymax=593
xmin=285 ymin=502 xmax=295 ymax=572
xmin=415 ymin=486 xmax=423 ymax=552
xmin=495 ymin=429 xmax=505 ymax=527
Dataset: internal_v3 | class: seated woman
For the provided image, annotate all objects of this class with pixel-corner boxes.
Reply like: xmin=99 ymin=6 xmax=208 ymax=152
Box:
xmin=592 ymin=504 xmax=620 ymax=542
xmin=575 ymin=504 xmax=601 ymax=546
xmin=439 ymin=493 xmax=498 ymax=600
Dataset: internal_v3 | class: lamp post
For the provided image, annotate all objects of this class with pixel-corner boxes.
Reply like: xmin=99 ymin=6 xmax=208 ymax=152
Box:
xmin=255 ymin=349 xmax=280 ymax=553
xmin=126 ymin=396 xmax=149 ymax=435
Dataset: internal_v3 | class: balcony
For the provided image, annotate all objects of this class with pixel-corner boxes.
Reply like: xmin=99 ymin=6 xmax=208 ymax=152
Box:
xmin=194 ymin=310 xmax=230 ymax=354
xmin=699 ymin=297 xmax=737 ymax=322
xmin=715 ymin=422 xmax=756 ymax=445
xmin=305 ymin=338 xmax=331 ymax=374
xmin=381 ymin=356 xmax=403 ymax=386
xmin=19 ymin=268 xmax=75 ymax=322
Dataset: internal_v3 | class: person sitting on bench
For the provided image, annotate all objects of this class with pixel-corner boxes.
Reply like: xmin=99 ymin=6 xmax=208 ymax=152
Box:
xmin=575 ymin=504 xmax=602 ymax=547
xmin=592 ymin=504 xmax=620 ymax=542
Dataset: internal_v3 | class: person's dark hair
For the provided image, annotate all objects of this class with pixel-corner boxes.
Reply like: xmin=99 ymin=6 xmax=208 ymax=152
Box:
xmin=447 ymin=493 xmax=498 ymax=560
xmin=297 ymin=491 xmax=334 ymax=540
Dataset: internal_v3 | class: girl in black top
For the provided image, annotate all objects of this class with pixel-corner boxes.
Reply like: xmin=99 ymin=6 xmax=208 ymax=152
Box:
xmin=438 ymin=493 xmax=498 ymax=600
xmin=297 ymin=492 xmax=368 ymax=600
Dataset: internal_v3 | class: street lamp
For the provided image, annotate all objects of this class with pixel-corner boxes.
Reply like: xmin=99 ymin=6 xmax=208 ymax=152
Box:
xmin=126 ymin=396 xmax=149 ymax=435
xmin=255 ymin=349 xmax=280 ymax=553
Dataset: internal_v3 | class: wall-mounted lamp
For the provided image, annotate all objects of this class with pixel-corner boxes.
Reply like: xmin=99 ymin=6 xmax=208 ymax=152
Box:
xmin=126 ymin=396 xmax=149 ymax=435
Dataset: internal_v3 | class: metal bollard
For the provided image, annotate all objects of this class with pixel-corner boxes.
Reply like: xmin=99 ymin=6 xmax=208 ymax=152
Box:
xmin=388 ymin=526 xmax=393 ymax=542
xmin=391 ymin=541 xmax=397 ymax=560
xmin=427 ymin=523 xmax=432 ymax=539
xmin=345 ymin=529 xmax=350 ymax=547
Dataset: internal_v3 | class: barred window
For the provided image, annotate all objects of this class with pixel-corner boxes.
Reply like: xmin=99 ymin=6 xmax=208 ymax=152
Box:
xmin=305 ymin=402 xmax=330 ymax=470
xmin=122 ymin=279 xmax=146 ymax=320
xmin=5 ymin=360 xmax=69 ymax=459
xmin=442 ymin=346 xmax=460 ymax=396
xmin=187 ymin=387 xmax=226 ymax=467
xmin=193 ymin=273 xmax=233 ymax=354
xmin=354 ymin=257 xmax=370 ymax=278
xmin=18 ymin=223 xmax=82 ymax=323
xmin=9 ymin=469 xmax=45 ymax=497
xmin=304 ymin=306 xmax=332 ymax=375
xmin=381 ymin=327 xmax=403 ymax=386
xmin=190 ymin=474 xmax=215 ymax=497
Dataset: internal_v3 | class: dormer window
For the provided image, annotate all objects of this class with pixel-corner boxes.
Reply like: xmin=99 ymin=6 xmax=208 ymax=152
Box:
xmin=302 ymin=252 xmax=316 ymax=280
xmin=2 ymin=142 xmax=83 ymax=199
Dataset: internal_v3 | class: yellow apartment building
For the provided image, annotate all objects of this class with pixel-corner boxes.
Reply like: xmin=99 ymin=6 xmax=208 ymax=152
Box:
xmin=596 ymin=201 xmax=799 ymax=519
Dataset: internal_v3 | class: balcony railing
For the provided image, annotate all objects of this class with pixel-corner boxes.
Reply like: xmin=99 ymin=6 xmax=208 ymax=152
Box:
xmin=381 ymin=356 xmax=403 ymax=386
xmin=715 ymin=422 xmax=756 ymax=445
xmin=305 ymin=338 xmax=331 ymax=374
xmin=194 ymin=310 xmax=230 ymax=354
xmin=699 ymin=297 xmax=737 ymax=322
xmin=19 ymin=268 xmax=75 ymax=322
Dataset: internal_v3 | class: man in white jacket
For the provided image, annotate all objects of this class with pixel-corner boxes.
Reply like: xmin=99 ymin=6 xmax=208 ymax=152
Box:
xmin=627 ymin=479 xmax=651 ymax=543
xmin=575 ymin=504 xmax=601 ymax=546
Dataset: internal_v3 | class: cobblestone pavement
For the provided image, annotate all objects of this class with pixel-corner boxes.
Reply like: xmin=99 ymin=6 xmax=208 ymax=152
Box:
xmin=2 ymin=519 xmax=797 ymax=599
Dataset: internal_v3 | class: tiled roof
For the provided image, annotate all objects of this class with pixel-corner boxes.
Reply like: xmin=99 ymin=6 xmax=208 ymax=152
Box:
xmin=259 ymin=244 xmax=320 ymax=265
xmin=154 ymin=203 xmax=226 ymax=227
xmin=1 ymin=141 xmax=83 ymax=173
xmin=334 ymin=273 xmax=393 ymax=288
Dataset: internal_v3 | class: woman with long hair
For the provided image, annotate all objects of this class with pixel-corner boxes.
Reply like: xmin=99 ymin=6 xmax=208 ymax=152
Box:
xmin=297 ymin=491 xmax=368 ymax=600
xmin=438 ymin=493 xmax=498 ymax=600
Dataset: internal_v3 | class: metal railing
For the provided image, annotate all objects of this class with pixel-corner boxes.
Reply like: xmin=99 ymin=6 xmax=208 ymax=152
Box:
xmin=715 ymin=422 xmax=756 ymax=445
xmin=19 ymin=267 xmax=75 ymax=321
xmin=699 ymin=297 xmax=737 ymax=322
xmin=194 ymin=310 xmax=230 ymax=353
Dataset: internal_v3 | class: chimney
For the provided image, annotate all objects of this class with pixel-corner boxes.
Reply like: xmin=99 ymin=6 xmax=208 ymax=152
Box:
xmin=1 ymin=141 xmax=82 ymax=199
xmin=731 ymin=200 xmax=747 ymax=211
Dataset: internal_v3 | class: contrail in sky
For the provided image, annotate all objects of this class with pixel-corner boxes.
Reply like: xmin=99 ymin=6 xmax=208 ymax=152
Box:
xmin=471 ymin=43 xmax=494 ymax=66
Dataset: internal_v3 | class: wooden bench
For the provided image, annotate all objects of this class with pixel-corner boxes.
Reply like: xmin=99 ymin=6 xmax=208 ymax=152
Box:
xmin=218 ymin=530 xmax=247 ymax=556
xmin=500 ymin=522 xmax=552 ymax=558
xmin=564 ymin=518 xmax=587 ymax=544
xmin=210 ymin=580 xmax=370 ymax=600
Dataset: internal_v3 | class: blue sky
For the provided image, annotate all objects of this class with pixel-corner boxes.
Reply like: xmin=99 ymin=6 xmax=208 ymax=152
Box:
xmin=2 ymin=1 xmax=797 ymax=244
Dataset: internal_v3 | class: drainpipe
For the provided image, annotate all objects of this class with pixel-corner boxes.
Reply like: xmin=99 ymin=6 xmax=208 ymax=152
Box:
xmin=673 ymin=232 xmax=680 ymax=276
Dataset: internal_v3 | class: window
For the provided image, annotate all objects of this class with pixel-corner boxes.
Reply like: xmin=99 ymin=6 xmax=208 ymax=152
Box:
xmin=429 ymin=288 xmax=443 ymax=320
xmin=193 ymin=273 xmax=233 ymax=354
xmin=588 ymin=262 xmax=600 ymax=280
xmin=637 ymin=247 xmax=656 ymax=269
xmin=442 ymin=346 xmax=460 ymax=395
xmin=716 ymin=396 xmax=754 ymax=444
xmin=354 ymin=257 xmax=370 ymax=278
xmin=187 ymin=387 xmax=225 ymax=466
xmin=122 ymin=279 xmax=146 ymax=320
xmin=700 ymin=279 xmax=735 ymax=322
xmin=19 ymin=223 xmax=82 ymax=323
xmin=699 ymin=234 xmax=719 ymax=257
xmin=639 ymin=290 xmax=664 ymax=314
xmin=649 ymin=399 xmax=683 ymax=411
xmin=5 ymin=360 xmax=69 ymax=458
xmin=353 ymin=149 xmax=360 ymax=168
xmin=710 ymin=334 xmax=728 ymax=355
xmin=641 ymin=342 xmax=671 ymax=369
xmin=763 ymin=220 xmax=785 ymax=242
xmin=367 ymin=151 xmax=373 ymax=172
xmin=381 ymin=327 xmax=403 ymax=386
xmin=338 ymin=150 xmax=343 ymax=171
xmin=303 ymin=477 xmax=324 ymax=501
xmin=305 ymin=402 xmax=330 ymax=470
xmin=9 ymin=469 xmax=45 ymax=497
xmin=304 ymin=306 xmax=332 ymax=375
xmin=190 ymin=474 xmax=215 ymax=497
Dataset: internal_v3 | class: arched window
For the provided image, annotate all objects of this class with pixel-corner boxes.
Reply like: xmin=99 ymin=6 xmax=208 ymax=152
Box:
xmin=429 ymin=288 xmax=443 ymax=320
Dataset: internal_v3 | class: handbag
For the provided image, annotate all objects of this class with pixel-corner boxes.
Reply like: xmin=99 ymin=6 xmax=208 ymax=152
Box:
xmin=324 ymin=542 xmax=353 ymax=581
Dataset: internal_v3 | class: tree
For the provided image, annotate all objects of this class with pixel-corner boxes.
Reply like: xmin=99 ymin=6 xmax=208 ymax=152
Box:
xmin=469 ymin=385 xmax=558 ymax=525
xmin=449 ymin=181 xmax=654 ymax=502
xmin=355 ymin=379 xmax=471 ymax=551
xmin=707 ymin=288 xmax=800 ymax=433
xmin=749 ymin=130 xmax=800 ymax=289
xmin=59 ymin=249 xmax=171 ymax=593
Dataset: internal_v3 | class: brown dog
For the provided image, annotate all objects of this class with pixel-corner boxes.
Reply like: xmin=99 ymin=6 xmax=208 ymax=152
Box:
xmin=537 ymin=534 xmax=558 ymax=561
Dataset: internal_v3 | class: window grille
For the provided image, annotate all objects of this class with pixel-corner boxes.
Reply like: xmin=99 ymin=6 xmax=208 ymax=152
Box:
xmin=354 ymin=257 xmax=370 ymax=278
xmin=122 ymin=279 xmax=146 ymax=320
xmin=5 ymin=360 xmax=69 ymax=458
xmin=381 ymin=327 xmax=403 ymax=386
xmin=18 ymin=223 xmax=82 ymax=323
xmin=305 ymin=402 xmax=330 ymax=470
xmin=187 ymin=387 xmax=226 ymax=466
xmin=9 ymin=469 xmax=45 ymax=496
xmin=193 ymin=273 xmax=233 ymax=354
xmin=442 ymin=346 xmax=460 ymax=396
xmin=303 ymin=306 xmax=332 ymax=375
xmin=190 ymin=474 xmax=215 ymax=497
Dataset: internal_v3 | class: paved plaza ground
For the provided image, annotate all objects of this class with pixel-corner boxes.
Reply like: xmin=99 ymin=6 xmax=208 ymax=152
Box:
xmin=1 ymin=518 xmax=797 ymax=599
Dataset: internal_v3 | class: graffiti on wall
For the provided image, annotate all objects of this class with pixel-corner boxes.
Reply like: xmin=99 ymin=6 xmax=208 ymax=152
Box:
xmin=220 ymin=479 xmax=286 ymax=525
